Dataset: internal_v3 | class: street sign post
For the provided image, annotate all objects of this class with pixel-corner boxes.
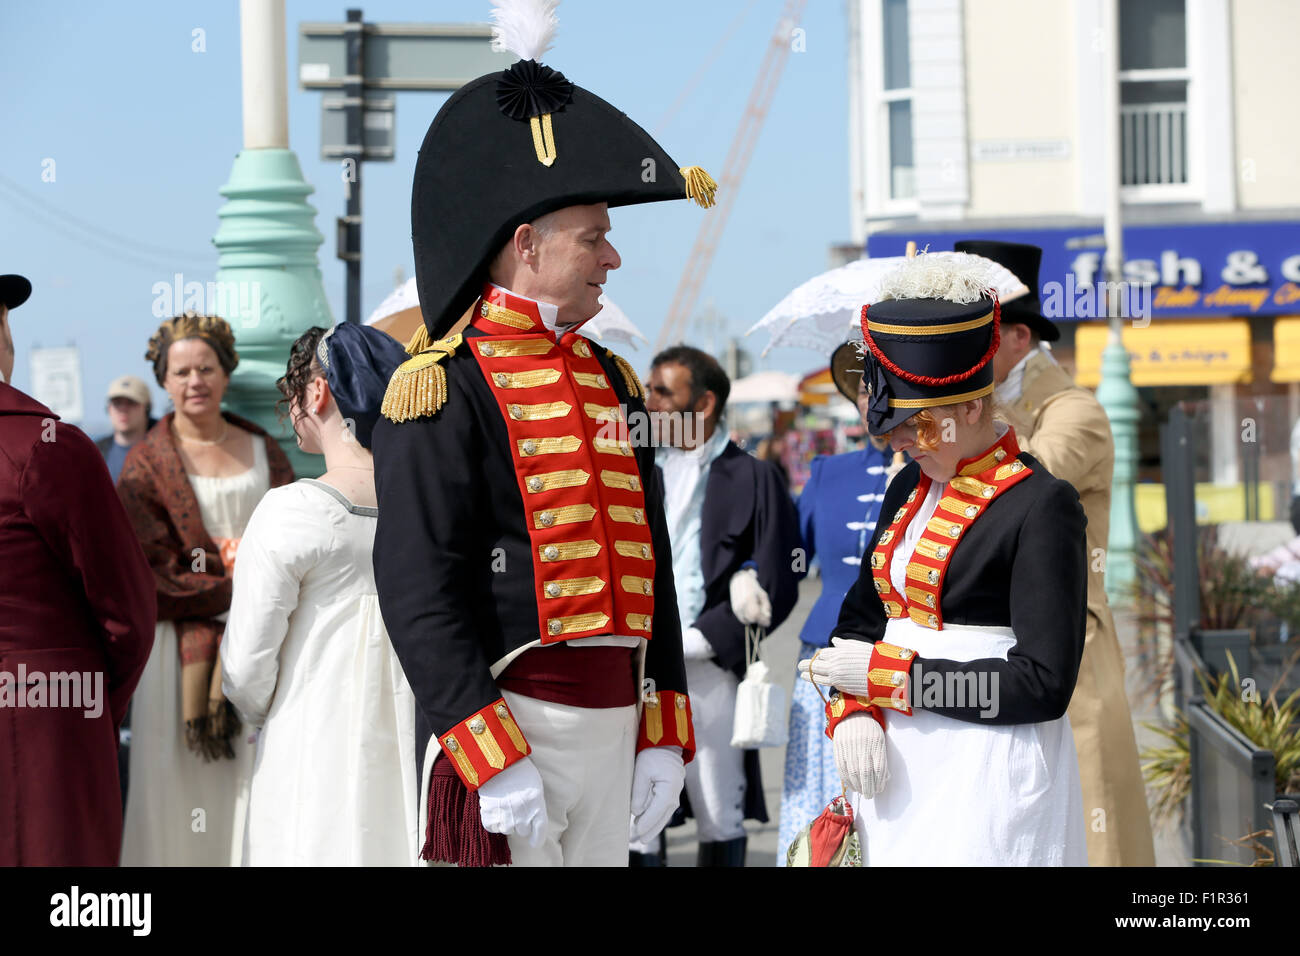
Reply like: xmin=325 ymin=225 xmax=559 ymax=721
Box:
xmin=298 ymin=12 xmax=513 ymax=323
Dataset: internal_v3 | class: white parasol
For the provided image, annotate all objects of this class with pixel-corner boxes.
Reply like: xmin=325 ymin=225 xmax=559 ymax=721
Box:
xmin=746 ymin=251 xmax=1030 ymax=357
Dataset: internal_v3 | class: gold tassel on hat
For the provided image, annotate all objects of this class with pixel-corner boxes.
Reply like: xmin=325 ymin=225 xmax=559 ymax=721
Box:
xmin=381 ymin=334 xmax=463 ymax=423
xmin=680 ymin=166 xmax=717 ymax=208
xmin=530 ymin=113 xmax=558 ymax=166
xmin=606 ymin=349 xmax=646 ymax=401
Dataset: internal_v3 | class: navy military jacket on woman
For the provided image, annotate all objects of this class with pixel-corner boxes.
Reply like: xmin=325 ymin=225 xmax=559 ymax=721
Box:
xmin=372 ymin=288 xmax=689 ymax=790
xmin=833 ymin=427 xmax=1088 ymax=725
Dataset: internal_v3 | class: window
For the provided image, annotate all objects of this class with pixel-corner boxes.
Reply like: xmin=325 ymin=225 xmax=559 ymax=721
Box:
xmin=882 ymin=0 xmax=914 ymax=200
xmin=1119 ymin=0 xmax=1188 ymax=187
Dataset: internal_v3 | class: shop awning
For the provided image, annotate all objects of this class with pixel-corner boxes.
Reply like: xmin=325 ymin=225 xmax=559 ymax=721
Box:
xmin=1270 ymin=316 xmax=1300 ymax=382
xmin=1073 ymin=319 xmax=1252 ymax=387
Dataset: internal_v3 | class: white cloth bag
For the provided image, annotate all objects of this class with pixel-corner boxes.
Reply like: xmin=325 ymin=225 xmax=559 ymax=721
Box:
xmin=730 ymin=625 xmax=788 ymax=748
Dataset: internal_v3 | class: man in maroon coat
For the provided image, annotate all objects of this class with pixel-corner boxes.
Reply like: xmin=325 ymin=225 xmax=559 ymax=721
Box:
xmin=0 ymin=273 xmax=155 ymax=865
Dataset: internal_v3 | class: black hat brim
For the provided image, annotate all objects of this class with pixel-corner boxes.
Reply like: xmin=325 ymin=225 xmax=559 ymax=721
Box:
xmin=830 ymin=342 xmax=862 ymax=404
xmin=0 ymin=274 xmax=32 ymax=309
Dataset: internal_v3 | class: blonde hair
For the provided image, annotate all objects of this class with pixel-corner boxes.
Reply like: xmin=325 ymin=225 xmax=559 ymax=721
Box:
xmin=146 ymin=312 xmax=239 ymax=386
xmin=881 ymin=397 xmax=993 ymax=453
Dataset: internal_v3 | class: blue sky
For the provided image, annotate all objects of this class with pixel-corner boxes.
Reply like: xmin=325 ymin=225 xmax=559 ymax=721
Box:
xmin=0 ymin=0 xmax=852 ymax=435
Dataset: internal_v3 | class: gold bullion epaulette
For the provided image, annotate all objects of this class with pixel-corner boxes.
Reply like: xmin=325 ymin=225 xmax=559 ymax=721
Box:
xmin=605 ymin=348 xmax=645 ymax=401
xmin=380 ymin=333 xmax=463 ymax=423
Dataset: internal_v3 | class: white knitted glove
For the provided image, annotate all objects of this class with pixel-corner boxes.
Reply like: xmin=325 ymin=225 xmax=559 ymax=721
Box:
xmin=729 ymin=567 xmax=771 ymax=628
xmin=477 ymin=756 xmax=548 ymax=848
xmin=681 ymin=626 xmax=714 ymax=661
xmin=629 ymin=746 xmax=685 ymax=843
xmin=797 ymin=636 xmax=873 ymax=697
xmin=833 ymin=712 xmax=890 ymax=798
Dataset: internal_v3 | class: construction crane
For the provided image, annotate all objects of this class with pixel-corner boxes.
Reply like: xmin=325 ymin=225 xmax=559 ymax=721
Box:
xmin=655 ymin=0 xmax=808 ymax=353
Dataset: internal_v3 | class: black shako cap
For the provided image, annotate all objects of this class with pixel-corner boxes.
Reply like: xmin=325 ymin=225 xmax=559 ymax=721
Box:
xmin=412 ymin=65 xmax=696 ymax=341
xmin=952 ymin=239 xmax=1060 ymax=341
xmin=861 ymin=296 xmax=997 ymax=436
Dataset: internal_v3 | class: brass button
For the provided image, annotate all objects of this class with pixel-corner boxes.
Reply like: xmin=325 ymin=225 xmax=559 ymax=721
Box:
xmin=468 ymin=717 xmax=486 ymax=735
xmin=982 ymin=487 xmax=995 ymax=498
xmin=894 ymin=508 xmax=905 ymax=522
xmin=509 ymin=404 xmax=523 ymax=419
xmin=543 ymin=545 xmax=559 ymax=561
xmin=906 ymin=489 xmax=917 ymax=503
xmin=927 ymin=613 xmax=938 ymax=627
xmin=642 ymin=580 xmax=652 ymax=595
xmin=873 ymin=579 xmax=887 ymax=593
xmin=629 ymin=476 xmax=640 ymax=491
xmin=445 ymin=736 xmax=460 ymax=752
xmin=675 ymin=695 xmax=686 ymax=710
xmin=927 ymin=569 xmax=938 ymax=584
xmin=644 ymin=616 xmax=652 ymax=632
xmin=1011 ymin=461 xmax=1024 ymax=473
xmin=925 ymin=593 xmax=935 ymax=608
xmin=633 ymin=509 xmax=643 ymax=524
xmin=495 ymin=372 xmax=508 ymax=387
xmin=548 ymin=620 xmax=562 ymax=636
xmin=480 ymin=302 xmax=490 ymax=317
xmin=574 ymin=341 xmax=591 ymax=358
xmin=936 ymin=545 xmax=950 ymax=559
xmin=641 ymin=544 xmax=650 ymax=559
xmin=891 ymin=673 xmax=904 ymax=687
xmin=528 ymin=476 xmax=544 ymax=492
xmin=546 ymin=582 xmax=561 ymax=597
xmin=495 ymin=703 xmax=509 ymax=719
xmin=947 ymin=525 xmax=961 ymax=538
xmin=899 ymin=649 xmax=914 ymax=660
xmin=539 ymin=511 xmax=555 ymax=527
xmin=522 ymin=439 xmax=538 ymax=456
xmin=880 ymin=531 xmax=893 ymax=545
xmin=994 ymin=447 xmax=1007 ymax=462
xmin=480 ymin=343 xmax=495 ymax=357
xmin=596 ymin=374 xmax=607 ymax=388
xmin=964 ymin=505 xmax=978 ymax=517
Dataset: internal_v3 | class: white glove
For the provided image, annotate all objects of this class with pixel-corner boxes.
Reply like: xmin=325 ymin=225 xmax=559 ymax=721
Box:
xmin=681 ymin=626 xmax=713 ymax=661
xmin=628 ymin=746 xmax=685 ymax=843
xmin=797 ymin=636 xmax=873 ymax=697
xmin=729 ymin=567 xmax=772 ymax=628
xmin=477 ymin=756 xmax=548 ymax=848
xmin=832 ymin=712 xmax=890 ymax=798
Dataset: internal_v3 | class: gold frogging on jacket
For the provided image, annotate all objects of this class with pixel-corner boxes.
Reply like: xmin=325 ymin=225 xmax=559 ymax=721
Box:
xmin=442 ymin=733 xmax=478 ymax=787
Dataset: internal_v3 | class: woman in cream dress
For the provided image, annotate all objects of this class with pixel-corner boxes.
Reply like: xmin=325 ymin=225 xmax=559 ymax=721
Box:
xmin=118 ymin=314 xmax=293 ymax=866
xmin=221 ymin=323 xmax=418 ymax=865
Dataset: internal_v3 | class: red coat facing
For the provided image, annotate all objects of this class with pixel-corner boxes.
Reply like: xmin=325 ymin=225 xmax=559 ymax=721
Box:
xmin=0 ymin=382 xmax=156 ymax=865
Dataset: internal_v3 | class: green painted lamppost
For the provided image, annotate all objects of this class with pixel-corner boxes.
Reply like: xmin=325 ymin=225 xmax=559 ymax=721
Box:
xmin=215 ymin=0 xmax=332 ymax=476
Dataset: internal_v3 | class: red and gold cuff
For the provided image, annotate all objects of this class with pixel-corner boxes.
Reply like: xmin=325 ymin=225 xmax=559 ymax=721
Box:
xmin=824 ymin=692 xmax=885 ymax=739
xmin=866 ymin=641 xmax=916 ymax=715
xmin=637 ymin=689 xmax=696 ymax=763
xmin=439 ymin=697 xmax=531 ymax=790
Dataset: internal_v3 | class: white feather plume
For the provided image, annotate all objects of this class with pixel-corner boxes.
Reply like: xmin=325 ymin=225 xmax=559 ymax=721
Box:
xmin=490 ymin=0 xmax=560 ymax=62
xmin=876 ymin=252 xmax=997 ymax=305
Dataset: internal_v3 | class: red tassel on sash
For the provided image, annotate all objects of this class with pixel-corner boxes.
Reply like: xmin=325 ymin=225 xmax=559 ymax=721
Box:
xmin=420 ymin=750 xmax=512 ymax=867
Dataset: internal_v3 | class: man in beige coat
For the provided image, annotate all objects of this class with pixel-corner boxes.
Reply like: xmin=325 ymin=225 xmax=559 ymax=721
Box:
xmin=955 ymin=240 xmax=1155 ymax=866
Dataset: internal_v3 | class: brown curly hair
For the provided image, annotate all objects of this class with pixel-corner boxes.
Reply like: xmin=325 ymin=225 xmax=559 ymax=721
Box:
xmin=276 ymin=326 xmax=328 ymax=424
xmin=146 ymin=312 xmax=239 ymax=387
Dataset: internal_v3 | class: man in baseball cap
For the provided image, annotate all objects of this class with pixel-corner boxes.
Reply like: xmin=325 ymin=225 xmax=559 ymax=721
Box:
xmin=98 ymin=374 xmax=157 ymax=484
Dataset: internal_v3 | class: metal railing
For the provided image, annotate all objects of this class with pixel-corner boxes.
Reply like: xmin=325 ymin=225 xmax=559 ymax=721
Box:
xmin=1121 ymin=101 xmax=1188 ymax=186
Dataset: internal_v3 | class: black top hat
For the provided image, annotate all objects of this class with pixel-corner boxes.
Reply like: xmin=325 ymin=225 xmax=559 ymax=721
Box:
xmin=952 ymin=240 xmax=1059 ymax=342
xmin=411 ymin=57 xmax=715 ymax=341
xmin=0 ymin=274 xmax=32 ymax=310
xmin=859 ymin=295 xmax=1001 ymax=436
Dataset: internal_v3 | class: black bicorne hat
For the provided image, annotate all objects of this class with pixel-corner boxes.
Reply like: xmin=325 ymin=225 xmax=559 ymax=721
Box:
xmin=411 ymin=55 xmax=716 ymax=341
xmin=0 ymin=274 xmax=32 ymax=309
xmin=859 ymin=296 xmax=1002 ymax=436
xmin=952 ymin=239 xmax=1059 ymax=342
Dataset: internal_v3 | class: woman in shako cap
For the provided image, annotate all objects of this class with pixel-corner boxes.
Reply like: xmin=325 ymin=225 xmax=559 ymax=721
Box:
xmin=220 ymin=323 xmax=419 ymax=865
xmin=799 ymin=254 xmax=1089 ymax=865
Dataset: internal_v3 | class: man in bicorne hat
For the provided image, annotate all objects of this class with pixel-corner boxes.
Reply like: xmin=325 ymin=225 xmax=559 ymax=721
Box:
xmin=954 ymin=239 xmax=1155 ymax=867
xmin=372 ymin=3 xmax=716 ymax=866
